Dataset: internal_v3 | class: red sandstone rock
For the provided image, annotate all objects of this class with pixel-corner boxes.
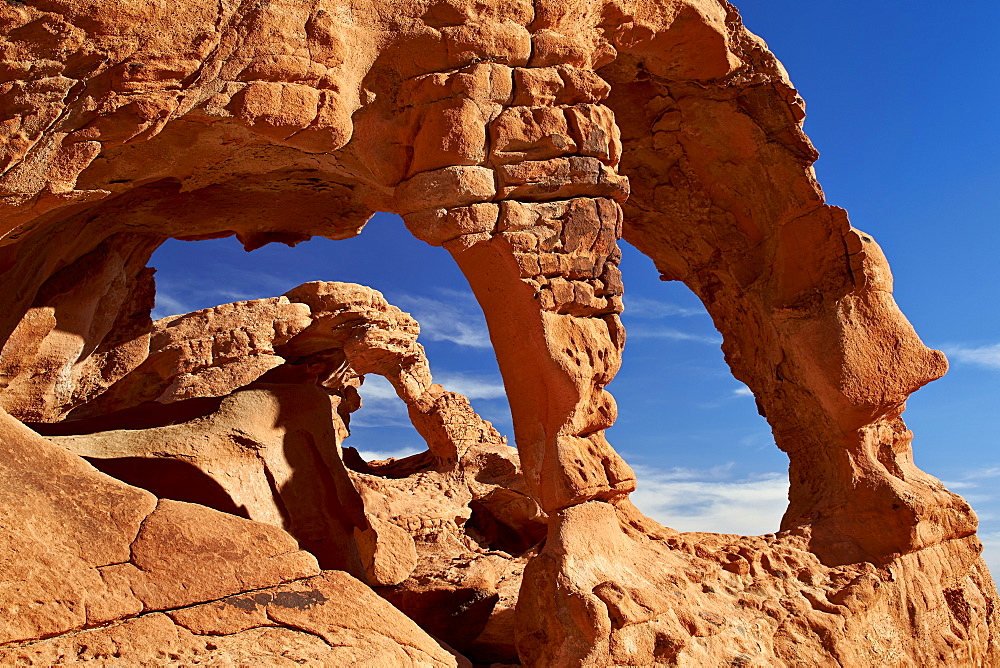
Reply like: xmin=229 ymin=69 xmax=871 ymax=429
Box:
xmin=0 ymin=409 xmax=318 ymax=644
xmin=0 ymin=0 xmax=997 ymax=665
xmin=36 ymin=280 xmax=544 ymax=658
xmin=352 ymin=438 xmax=545 ymax=660
xmin=1 ymin=572 xmax=467 ymax=666
xmin=49 ymin=385 xmax=371 ymax=578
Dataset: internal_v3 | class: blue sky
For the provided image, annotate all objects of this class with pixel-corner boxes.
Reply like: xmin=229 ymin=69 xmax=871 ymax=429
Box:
xmin=148 ymin=1 xmax=999 ymax=575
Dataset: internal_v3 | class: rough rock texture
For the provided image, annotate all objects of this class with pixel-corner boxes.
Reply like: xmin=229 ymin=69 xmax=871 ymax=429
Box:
xmin=1 ymin=0 xmax=998 ymax=665
xmin=0 ymin=410 xmax=461 ymax=666
xmin=352 ymin=438 xmax=544 ymax=662
xmin=48 ymin=384 xmax=372 ymax=577
xmin=0 ymin=571 xmax=466 ymax=666
xmin=32 ymin=280 xmax=542 ymax=659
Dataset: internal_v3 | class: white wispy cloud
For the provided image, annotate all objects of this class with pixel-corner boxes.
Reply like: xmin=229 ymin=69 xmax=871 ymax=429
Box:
xmin=936 ymin=469 xmax=998 ymax=508
xmin=151 ymin=270 xmax=293 ymax=320
xmin=151 ymin=292 xmax=190 ymax=320
xmin=353 ymin=375 xmax=410 ymax=427
xmin=630 ymin=464 xmax=788 ymax=536
xmin=354 ymin=371 xmax=510 ymax=429
xmin=357 ymin=446 xmax=425 ymax=462
xmin=357 ymin=371 xmax=506 ymax=403
xmin=933 ymin=468 xmax=1000 ymax=500
xmin=435 ymin=372 xmax=506 ymax=399
xmin=977 ymin=531 xmax=1000 ymax=579
xmin=958 ymin=492 xmax=996 ymax=507
xmin=349 ymin=376 xmax=429 ymax=452
xmin=622 ymin=295 xmax=707 ymax=319
xmin=732 ymin=386 xmax=754 ymax=398
xmin=395 ymin=292 xmax=493 ymax=349
xmin=964 ymin=466 xmax=1000 ymax=479
xmin=631 ymin=462 xmax=737 ymax=482
xmin=626 ymin=326 xmax=722 ymax=345
xmin=213 ymin=288 xmax=259 ymax=301
xmin=939 ymin=480 xmax=978 ymax=490
xmin=940 ymin=343 xmax=1000 ymax=369
xmin=357 ymin=374 xmax=399 ymax=400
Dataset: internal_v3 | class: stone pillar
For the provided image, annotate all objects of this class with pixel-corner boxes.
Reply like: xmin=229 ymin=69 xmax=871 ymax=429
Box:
xmin=398 ymin=64 xmax=635 ymax=514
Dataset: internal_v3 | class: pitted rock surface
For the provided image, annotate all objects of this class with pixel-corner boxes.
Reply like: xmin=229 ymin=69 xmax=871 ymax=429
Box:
xmin=1 ymin=0 xmax=997 ymax=665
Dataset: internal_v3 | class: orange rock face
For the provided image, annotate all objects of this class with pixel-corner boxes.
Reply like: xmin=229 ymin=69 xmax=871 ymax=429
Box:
xmin=1 ymin=0 xmax=997 ymax=665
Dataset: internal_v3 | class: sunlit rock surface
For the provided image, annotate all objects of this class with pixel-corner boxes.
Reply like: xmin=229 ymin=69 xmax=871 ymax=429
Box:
xmin=0 ymin=0 xmax=996 ymax=664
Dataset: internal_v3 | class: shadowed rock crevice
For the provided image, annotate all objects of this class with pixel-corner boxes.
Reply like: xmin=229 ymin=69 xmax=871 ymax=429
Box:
xmin=28 ymin=396 xmax=226 ymax=435
xmin=85 ymin=456 xmax=253 ymax=519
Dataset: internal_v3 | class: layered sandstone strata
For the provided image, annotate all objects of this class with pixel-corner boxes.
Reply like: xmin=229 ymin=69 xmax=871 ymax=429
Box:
xmin=1 ymin=0 xmax=997 ymax=665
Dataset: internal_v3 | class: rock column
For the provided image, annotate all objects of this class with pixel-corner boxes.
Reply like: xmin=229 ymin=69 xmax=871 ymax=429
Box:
xmin=398 ymin=64 xmax=634 ymax=514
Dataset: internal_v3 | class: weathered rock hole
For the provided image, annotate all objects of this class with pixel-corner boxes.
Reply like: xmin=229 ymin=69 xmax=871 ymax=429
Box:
xmin=467 ymin=497 xmax=546 ymax=555
xmin=146 ymin=211 xmax=514 ymax=465
xmin=612 ymin=241 xmax=789 ymax=536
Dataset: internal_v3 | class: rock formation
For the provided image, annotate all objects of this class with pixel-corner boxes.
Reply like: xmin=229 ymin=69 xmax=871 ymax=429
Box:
xmin=0 ymin=0 xmax=997 ymax=665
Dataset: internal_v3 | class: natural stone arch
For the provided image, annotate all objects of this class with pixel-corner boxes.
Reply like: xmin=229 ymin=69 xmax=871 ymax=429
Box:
xmin=601 ymin=11 xmax=973 ymax=566
xmin=1 ymin=0 xmax=997 ymax=665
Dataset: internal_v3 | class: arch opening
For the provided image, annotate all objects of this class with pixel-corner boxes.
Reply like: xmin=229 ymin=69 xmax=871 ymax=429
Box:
xmin=145 ymin=212 xmax=514 ymax=462
xmin=611 ymin=240 xmax=788 ymax=536
xmin=19 ymin=210 xmax=550 ymax=663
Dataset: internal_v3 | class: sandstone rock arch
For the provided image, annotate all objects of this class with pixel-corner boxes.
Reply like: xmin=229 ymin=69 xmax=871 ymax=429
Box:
xmin=1 ymin=0 xmax=997 ymax=664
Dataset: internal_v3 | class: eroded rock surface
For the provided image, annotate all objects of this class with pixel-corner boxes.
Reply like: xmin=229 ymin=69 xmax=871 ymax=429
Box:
xmin=1 ymin=572 xmax=465 ymax=666
xmin=1 ymin=0 xmax=997 ymax=665
xmin=31 ymin=280 xmax=541 ymax=659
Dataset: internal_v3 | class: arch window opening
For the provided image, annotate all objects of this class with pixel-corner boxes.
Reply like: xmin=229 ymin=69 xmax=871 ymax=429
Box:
xmin=30 ymin=211 xmax=553 ymax=606
xmin=147 ymin=212 xmax=514 ymax=462
xmin=141 ymin=216 xmax=790 ymax=539
xmin=609 ymin=241 xmax=789 ymax=536
xmin=21 ymin=206 xmax=793 ymax=542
